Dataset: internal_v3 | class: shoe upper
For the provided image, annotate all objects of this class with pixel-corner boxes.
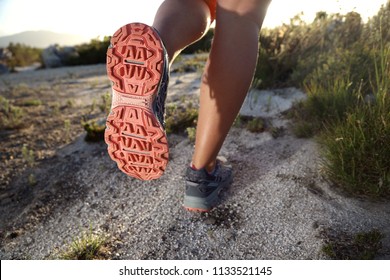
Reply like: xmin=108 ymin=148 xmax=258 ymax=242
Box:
xmin=185 ymin=161 xmax=233 ymax=198
xmin=153 ymin=31 xmax=169 ymax=129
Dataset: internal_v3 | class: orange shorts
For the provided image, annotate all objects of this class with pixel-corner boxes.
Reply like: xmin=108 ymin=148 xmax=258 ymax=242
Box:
xmin=204 ymin=0 xmax=217 ymax=21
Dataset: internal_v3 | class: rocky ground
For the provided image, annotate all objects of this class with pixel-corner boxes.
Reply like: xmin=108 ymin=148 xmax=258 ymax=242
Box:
xmin=0 ymin=59 xmax=389 ymax=260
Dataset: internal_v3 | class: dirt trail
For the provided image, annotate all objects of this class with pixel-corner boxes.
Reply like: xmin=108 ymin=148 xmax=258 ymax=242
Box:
xmin=1 ymin=63 xmax=389 ymax=259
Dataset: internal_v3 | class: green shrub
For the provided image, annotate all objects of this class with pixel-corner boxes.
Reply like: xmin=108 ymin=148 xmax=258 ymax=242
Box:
xmin=256 ymin=11 xmax=368 ymax=88
xmin=234 ymin=115 xmax=266 ymax=133
xmin=289 ymin=77 xmax=359 ymax=137
xmin=165 ymin=103 xmax=198 ymax=135
xmin=83 ymin=119 xmax=106 ymax=142
xmin=21 ymin=99 xmax=42 ymax=107
xmin=319 ymin=47 xmax=390 ymax=197
xmin=64 ymin=37 xmax=111 ymax=66
xmin=6 ymin=43 xmax=42 ymax=70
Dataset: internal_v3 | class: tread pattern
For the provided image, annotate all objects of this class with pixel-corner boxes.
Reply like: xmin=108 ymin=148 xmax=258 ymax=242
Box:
xmin=105 ymin=23 xmax=169 ymax=180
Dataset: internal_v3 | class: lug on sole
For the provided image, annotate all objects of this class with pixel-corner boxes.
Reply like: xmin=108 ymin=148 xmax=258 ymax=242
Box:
xmin=105 ymin=23 xmax=169 ymax=181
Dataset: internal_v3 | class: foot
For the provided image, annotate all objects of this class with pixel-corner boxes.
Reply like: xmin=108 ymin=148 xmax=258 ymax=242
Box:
xmin=183 ymin=161 xmax=233 ymax=212
xmin=105 ymin=23 xmax=169 ymax=180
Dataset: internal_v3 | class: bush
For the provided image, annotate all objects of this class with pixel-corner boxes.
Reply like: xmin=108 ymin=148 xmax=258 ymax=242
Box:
xmin=64 ymin=37 xmax=111 ymax=65
xmin=319 ymin=46 xmax=390 ymax=197
xmin=6 ymin=43 xmax=42 ymax=70
xmin=281 ymin=3 xmax=390 ymax=198
xmin=255 ymin=11 xmax=367 ymax=88
xmin=165 ymin=103 xmax=198 ymax=135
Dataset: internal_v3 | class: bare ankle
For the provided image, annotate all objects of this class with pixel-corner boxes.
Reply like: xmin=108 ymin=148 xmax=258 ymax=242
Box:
xmin=191 ymin=160 xmax=216 ymax=174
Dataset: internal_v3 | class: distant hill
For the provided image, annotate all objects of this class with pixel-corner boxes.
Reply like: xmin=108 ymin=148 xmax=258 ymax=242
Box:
xmin=0 ymin=30 xmax=90 ymax=48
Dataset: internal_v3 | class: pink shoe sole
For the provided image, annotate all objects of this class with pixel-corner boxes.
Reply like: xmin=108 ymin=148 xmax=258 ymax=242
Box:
xmin=105 ymin=23 xmax=169 ymax=180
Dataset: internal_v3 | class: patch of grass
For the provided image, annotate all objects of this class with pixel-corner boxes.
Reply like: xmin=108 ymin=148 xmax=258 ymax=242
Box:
xmin=22 ymin=144 xmax=35 ymax=166
xmin=246 ymin=117 xmax=266 ymax=133
xmin=99 ymin=92 xmax=111 ymax=115
xmin=60 ymin=229 xmax=110 ymax=260
xmin=270 ymin=126 xmax=285 ymax=138
xmin=66 ymin=99 xmax=75 ymax=108
xmin=186 ymin=127 xmax=196 ymax=143
xmin=165 ymin=103 xmax=198 ymax=135
xmin=89 ymin=99 xmax=97 ymax=114
xmin=285 ymin=11 xmax=390 ymax=197
xmin=320 ymin=105 xmax=390 ymax=197
xmin=11 ymin=83 xmax=31 ymax=96
xmin=289 ymin=77 xmax=359 ymax=138
xmin=20 ymin=99 xmax=42 ymax=107
xmin=83 ymin=119 xmax=106 ymax=142
xmin=319 ymin=43 xmax=390 ymax=197
xmin=290 ymin=115 xmax=317 ymax=138
xmin=173 ymin=54 xmax=208 ymax=73
xmin=51 ymin=102 xmax=61 ymax=115
xmin=0 ymin=96 xmax=25 ymax=130
xmin=234 ymin=115 xmax=266 ymax=133
xmin=321 ymin=228 xmax=383 ymax=260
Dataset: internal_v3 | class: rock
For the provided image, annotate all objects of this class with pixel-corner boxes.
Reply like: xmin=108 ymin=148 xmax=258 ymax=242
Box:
xmin=56 ymin=46 xmax=79 ymax=63
xmin=240 ymin=87 xmax=307 ymax=118
xmin=41 ymin=46 xmax=62 ymax=68
xmin=0 ymin=48 xmax=11 ymax=74
xmin=41 ymin=45 xmax=79 ymax=68
xmin=0 ymin=63 xmax=9 ymax=75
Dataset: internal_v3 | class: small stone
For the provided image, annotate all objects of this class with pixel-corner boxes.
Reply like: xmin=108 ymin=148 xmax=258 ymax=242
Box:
xmin=205 ymin=217 xmax=216 ymax=225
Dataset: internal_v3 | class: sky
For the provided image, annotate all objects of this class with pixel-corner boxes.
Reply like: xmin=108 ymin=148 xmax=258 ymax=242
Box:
xmin=0 ymin=0 xmax=388 ymax=39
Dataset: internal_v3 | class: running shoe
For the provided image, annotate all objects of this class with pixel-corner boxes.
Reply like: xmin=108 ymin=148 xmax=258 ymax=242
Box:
xmin=183 ymin=161 xmax=233 ymax=212
xmin=105 ymin=23 xmax=169 ymax=180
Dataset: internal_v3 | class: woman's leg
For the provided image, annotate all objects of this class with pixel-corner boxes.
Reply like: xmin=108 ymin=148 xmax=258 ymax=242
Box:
xmin=152 ymin=0 xmax=212 ymax=63
xmin=192 ymin=0 xmax=271 ymax=172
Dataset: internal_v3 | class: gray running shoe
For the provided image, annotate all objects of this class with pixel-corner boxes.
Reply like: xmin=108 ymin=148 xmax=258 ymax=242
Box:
xmin=183 ymin=161 xmax=233 ymax=212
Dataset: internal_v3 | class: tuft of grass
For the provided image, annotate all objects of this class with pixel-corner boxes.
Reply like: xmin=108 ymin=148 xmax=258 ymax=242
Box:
xmin=186 ymin=127 xmax=196 ymax=143
xmin=51 ymin=102 xmax=61 ymax=116
xmin=321 ymin=229 xmax=383 ymax=260
xmin=22 ymin=144 xmax=35 ymax=166
xmin=60 ymin=229 xmax=110 ymax=260
xmin=234 ymin=115 xmax=266 ymax=133
xmin=318 ymin=44 xmax=390 ymax=197
xmin=82 ymin=119 xmax=106 ymax=142
xmin=66 ymin=99 xmax=75 ymax=108
xmin=289 ymin=77 xmax=359 ymax=138
xmin=20 ymin=99 xmax=42 ymax=107
xmin=165 ymin=103 xmax=198 ymax=135
xmin=319 ymin=106 xmax=390 ymax=197
xmin=0 ymin=96 xmax=25 ymax=130
xmin=99 ymin=92 xmax=111 ymax=115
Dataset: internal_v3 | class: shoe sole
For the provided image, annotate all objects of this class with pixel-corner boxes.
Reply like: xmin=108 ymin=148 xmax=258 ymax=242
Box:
xmin=105 ymin=23 xmax=169 ymax=180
